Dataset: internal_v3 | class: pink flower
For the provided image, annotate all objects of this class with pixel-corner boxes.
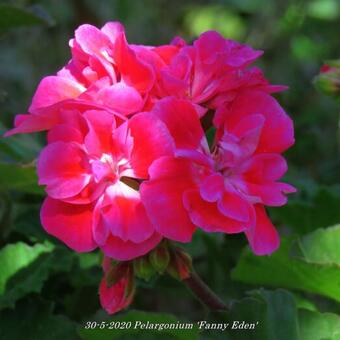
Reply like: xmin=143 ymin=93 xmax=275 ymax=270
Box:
xmin=39 ymin=108 xmax=174 ymax=260
xmin=153 ymin=31 xmax=286 ymax=116
xmin=5 ymin=22 xmax=296 ymax=259
xmin=34 ymin=22 xmax=154 ymax=113
xmin=99 ymin=257 xmax=134 ymax=314
xmin=4 ymin=22 xmax=297 ymax=316
xmin=5 ymin=22 xmax=180 ymax=137
xmin=141 ymin=97 xmax=295 ymax=255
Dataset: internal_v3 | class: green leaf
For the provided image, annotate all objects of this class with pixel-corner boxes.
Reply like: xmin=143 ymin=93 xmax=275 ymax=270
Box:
xmin=231 ymin=238 xmax=340 ymax=302
xmin=221 ymin=289 xmax=339 ymax=340
xmin=0 ymin=242 xmax=74 ymax=309
xmin=79 ymin=310 xmax=199 ymax=340
xmin=291 ymin=293 xmax=318 ymax=312
xmin=0 ymin=122 xmax=42 ymax=163
xmin=0 ymin=4 xmax=54 ymax=31
xmin=77 ymin=252 xmax=101 ymax=270
xmin=299 ymin=309 xmax=340 ymax=340
xmin=0 ymin=242 xmax=52 ymax=295
xmin=0 ymin=297 xmax=79 ymax=340
xmin=11 ymin=204 xmax=48 ymax=242
xmin=222 ymin=297 xmax=267 ymax=340
xmin=0 ymin=162 xmax=43 ymax=194
xmin=70 ymin=255 xmax=102 ymax=288
xmin=292 ymin=225 xmax=340 ymax=265
xmin=249 ymin=289 xmax=300 ymax=340
xmin=217 ymin=289 xmax=299 ymax=340
xmin=271 ymin=188 xmax=340 ymax=234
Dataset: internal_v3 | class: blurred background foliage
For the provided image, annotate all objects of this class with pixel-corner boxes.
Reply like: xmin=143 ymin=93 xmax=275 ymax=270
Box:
xmin=0 ymin=0 xmax=339 ymax=339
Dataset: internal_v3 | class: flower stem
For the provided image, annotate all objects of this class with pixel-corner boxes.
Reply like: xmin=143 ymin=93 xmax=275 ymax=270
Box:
xmin=183 ymin=270 xmax=228 ymax=311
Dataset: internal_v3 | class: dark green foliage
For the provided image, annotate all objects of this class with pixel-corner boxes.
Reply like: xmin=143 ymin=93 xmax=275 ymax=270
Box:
xmin=0 ymin=4 xmax=54 ymax=32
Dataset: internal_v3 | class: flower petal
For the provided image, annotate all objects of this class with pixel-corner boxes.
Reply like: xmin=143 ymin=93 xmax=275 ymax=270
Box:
xmin=129 ymin=112 xmax=174 ymax=179
xmin=101 ymin=21 xmax=124 ymax=43
xmin=101 ymin=232 xmax=161 ymax=261
xmin=215 ymin=90 xmax=294 ymax=153
xmin=141 ymin=157 xmax=196 ymax=242
xmin=47 ymin=123 xmax=84 ymax=144
xmin=245 ymin=205 xmax=280 ymax=255
xmin=96 ymin=182 xmax=155 ymax=243
xmin=217 ymin=190 xmax=254 ymax=223
xmin=199 ymin=173 xmax=224 ymax=202
xmin=83 ymin=110 xmax=116 ymax=157
xmin=152 ymin=97 xmax=206 ymax=150
xmin=183 ymin=189 xmax=250 ymax=234
xmin=75 ymin=24 xmax=111 ymax=56
xmin=243 ymin=154 xmax=288 ymax=183
xmin=4 ymin=113 xmax=58 ymax=137
xmin=113 ymin=31 xmax=155 ymax=92
xmin=38 ymin=142 xmax=91 ymax=199
xmin=246 ymin=182 xmax=297 ymax=207
xmin=40 ymin=197 xmax=97 ymax=252
xmin=96 ymin=83 xmax=143 ymax=114
xmin=29 ymin=76 xmax=85 ymax=112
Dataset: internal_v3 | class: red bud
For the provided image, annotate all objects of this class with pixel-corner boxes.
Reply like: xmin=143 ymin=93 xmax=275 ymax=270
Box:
xmin=100 ymin=257 xmax=135 ymax=315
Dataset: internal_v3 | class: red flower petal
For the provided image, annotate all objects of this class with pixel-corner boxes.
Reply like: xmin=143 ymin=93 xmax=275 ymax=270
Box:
xmin=152 ymin=97 xmax=206 ymax=150
xmin=29 ymin=76 xmax=85 ymax=112
xmin=183 ymin=189 xmax=250 ymax=234
xmin=40 ymin=197 xmax=97 ymax=252
xmin=101 ymin=232 xmax=161 ymax=261
xmin=216 ymin=90 xmax=294 ymax=153
xmin=129 ymin=112 xmax=174 ymax=179
xmin=95 ymin=182 xmax=155 ymax=244
xmin=141 ymin=157 xmax=196 ymax=242
xmin=245 ymin=205 xmax=280 ymax=255
xmin=38 ymin=142 xmax=91 ymax=199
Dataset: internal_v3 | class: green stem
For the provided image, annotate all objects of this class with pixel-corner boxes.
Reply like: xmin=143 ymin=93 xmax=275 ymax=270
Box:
xmin=183 ymin=270 xmax=228 ymax=311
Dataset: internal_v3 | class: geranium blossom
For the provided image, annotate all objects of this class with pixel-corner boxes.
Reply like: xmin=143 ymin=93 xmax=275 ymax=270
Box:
xmin=5 ymin=21 xmax=296 ymax=314
xmin=5 ymin=25 xmax=285 ymax=138
xmin=141 ymin=96 xmax=295 ymax=254
xmin=5 ymin=22 xmax=180 ymax=137
xmin=38 ymin=108 xmax=174 ymax=260
xmin=33 ymin=22 xmax=154 ymax=113
xmin=152 ymin=30 xmax=286 ymax=116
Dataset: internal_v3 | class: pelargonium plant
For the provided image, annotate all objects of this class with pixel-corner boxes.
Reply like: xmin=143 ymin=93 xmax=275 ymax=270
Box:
xmin=5 ymin=22 xmax=295 ymax=314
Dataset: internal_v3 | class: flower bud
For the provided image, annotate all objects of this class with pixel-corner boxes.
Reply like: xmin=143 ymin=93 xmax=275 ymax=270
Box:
xmin=133 ymin=256 xmax=155 ymax=281
xmin=105 ymin=261 xmax=131 ymax=287
xmin=166 ymin=247 xmax=192 ymax=281
xmin=149 ymin=242 xmax=170 ymax=274
xmin=314 ymin=60 xmax=340 ymax=101
xmin=100 ymin=257 xmax=135 ymax=314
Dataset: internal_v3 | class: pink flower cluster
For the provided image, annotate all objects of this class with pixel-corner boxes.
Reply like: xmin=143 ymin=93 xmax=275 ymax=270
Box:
xmin=6 ymin=22 xmax=295 ymax=312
